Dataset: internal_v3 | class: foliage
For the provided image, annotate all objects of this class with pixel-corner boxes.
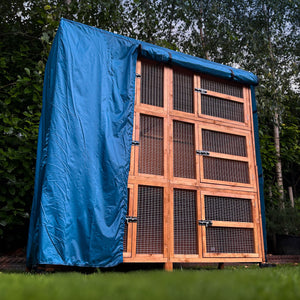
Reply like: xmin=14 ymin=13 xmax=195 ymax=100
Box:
xmin=0 ymin=0 xmax=127 ymax=252
xmin=266 ymin=205 xmax=300 ymax=236
xmin=0 ymin=0 xmax=299 ymax=252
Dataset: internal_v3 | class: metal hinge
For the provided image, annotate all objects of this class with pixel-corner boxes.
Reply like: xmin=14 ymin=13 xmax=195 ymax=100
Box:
xmin=198 ymin=220 xmax=213 ymax=227
xmin=132 ymin=140 xmax=140 ymax=146
xmin=196 ymin=150 xmax=210 ymax=156
xmin=126 ymin=216 xmax=137 ymax=223
xmin=195 ymin=88 xmax=207 ymax=94
xmin=136 ymin=73 xmax=141 ymax=78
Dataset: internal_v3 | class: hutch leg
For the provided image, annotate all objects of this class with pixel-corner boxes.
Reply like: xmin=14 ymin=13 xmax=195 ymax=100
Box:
xmin=164 ymin=262 xmax=173 ymax=271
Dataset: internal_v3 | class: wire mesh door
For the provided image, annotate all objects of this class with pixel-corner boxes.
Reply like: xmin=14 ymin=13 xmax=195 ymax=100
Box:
xmin=199 ymin=125 xmax=254 ymax=188
xmin=126 ymin=59 xmax=167 ymax=260
xmin=200 ymin=191 xmax=259 ymax=258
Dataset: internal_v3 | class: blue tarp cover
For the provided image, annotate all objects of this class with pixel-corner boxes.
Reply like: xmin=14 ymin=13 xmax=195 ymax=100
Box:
xmin=27 ymin=18 xmax=266 ymax=268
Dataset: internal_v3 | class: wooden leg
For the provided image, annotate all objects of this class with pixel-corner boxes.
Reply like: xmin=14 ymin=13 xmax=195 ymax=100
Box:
xmin=164 ymin=262 xmax=173 ymax=272
xmin=218 ymin=263 xmax=224 ymax=270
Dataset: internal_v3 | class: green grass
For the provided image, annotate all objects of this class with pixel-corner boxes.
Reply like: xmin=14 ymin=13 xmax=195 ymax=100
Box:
xmin=0 ymin=265 xmax=299 ymax=300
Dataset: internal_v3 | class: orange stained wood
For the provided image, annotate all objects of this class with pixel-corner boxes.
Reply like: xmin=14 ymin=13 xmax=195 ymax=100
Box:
xmin=124 ymin=58 xmax=265 ymax=266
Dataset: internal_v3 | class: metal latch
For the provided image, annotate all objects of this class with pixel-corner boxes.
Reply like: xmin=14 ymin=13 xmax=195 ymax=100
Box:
xmin=196 ymin=150 xmax=210 ymax=156
xmin=195 ymin=88 xmax=207 ymax=94
xmin=126 ymin=216 xmax=137 ymax=223
xmin=136 ymin=73 xmax=141 ymax=78
xmin=132 ymin=140 xmax=140 ymax=146
xmin=198 ymin=220 xmax=212 ymax=227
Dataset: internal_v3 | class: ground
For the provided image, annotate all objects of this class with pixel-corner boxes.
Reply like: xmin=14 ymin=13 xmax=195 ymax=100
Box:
xmin=0 ymin=264 xmax=299 ymax=300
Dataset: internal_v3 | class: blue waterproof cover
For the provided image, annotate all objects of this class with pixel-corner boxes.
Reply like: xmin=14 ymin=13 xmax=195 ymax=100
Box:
xmin=27 ymin=19 xmax=266 ymax=268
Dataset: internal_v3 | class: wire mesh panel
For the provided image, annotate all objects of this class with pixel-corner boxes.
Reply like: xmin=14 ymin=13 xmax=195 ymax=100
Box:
xmin=138 ymin=114 xmax=164 ymax=175
xmin=173 ymin=189 xmax=198 ymax=255
xmin=206 ymin=227 xmax=255 ymax=253
xmin=141 ymin=61 xmax=164 ymax=107
xmin=203 ymin=157 xmax=250 ymax=183
xmin=136 ymin=186 xmax=164 ymax=254
xmin=201 ymin=95 xmax=244 ymax=123
xmin=173 ymin=121 xmax=196 ymax=179
xmin=201 ymin=77 xmax=243 ymax=98
xmin=173 ymin=70 xmax=194 ymax=113
xmin=202 ymin=129 xmax=247 ymax=157
xmin=205 ymin=195 xmax=253 ymax=223
xmin=123 ymin=189 xmax=130 ymax=253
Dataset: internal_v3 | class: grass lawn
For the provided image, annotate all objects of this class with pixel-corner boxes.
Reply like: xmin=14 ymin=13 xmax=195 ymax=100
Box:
xmin=0 ymin=265 xmax=299 ymax=300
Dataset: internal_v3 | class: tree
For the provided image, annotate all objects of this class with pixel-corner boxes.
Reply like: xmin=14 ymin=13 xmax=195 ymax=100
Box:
xmin=0 ymin=0 xmax=299 ymax=253
xmin=240 ymin=0 xmax=299 ymax=209
xmin=0 ymin=0 xmax=127 ymax=253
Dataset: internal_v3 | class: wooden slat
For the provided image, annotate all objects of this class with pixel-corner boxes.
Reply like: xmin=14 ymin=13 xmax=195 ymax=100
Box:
xmin=123 ymin=256 xmax=167 ymax=263
xmin=128 ymin=177 xmax=168 ymax=186
xmin=246 ymin=87 xmax=265 ymax=260
xmin=197 ymin=190 xmax=202 ymax=257
xmin=131 ymin=184 xmax=138 ymax=259
xmin=251 ymin=197 xmax=260 ymax=255
xmin=171 ymin=256 xmax=262 ymax=263
xmin=243 ymin=86 xmax=251 ymax=129
xmin=199 ymin=121 xmax=251 ymax=137
xmin=165 ymin=68 xmax=174 ymax=269
xmin=203 ymin=253 xmax=259 ymax=258
xmin=194 ymin=75 xmax=200 ymax=116
xmin=134 ymin=254 xmax=165 ymax=259
xmin=205 ymin=90 xmax=244 ymax=103
xmin=201 ymin=189 xmax=255 ymax=199
xmin=169 ymin=188 xmax=174 ymax=258
xmin=200 ymin=176 xmax=253 ymax=188
xmin=135 ymin=105 xmax=166 ymax=116
xmin=200 ymin=192 xmax=207 ymax=258
xmin=203 ymin=152 xmax=249 ymax=162
xmin=195 ymin=124 xmax=201 ymax=185
xmin=135 ymin=60 xmax=141 ymax=106
xmin=129 ymin=112 xmax=136 ymax=176
xmin=209 ymin=221 xmax=254 ymax=229
xmin=126 ymin=184 xmax=134 ymax=257
xmin=133 ymin=112 xmax=140 ymax=177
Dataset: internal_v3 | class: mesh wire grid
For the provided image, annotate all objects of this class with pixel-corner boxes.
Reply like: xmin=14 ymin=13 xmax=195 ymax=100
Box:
xmin=173 ymin=121 xmax=196 ymax=179
xmin=123 ymin=189 xmax=130 ymax=252
xmin=205 ymin=195 xmax=253 ymax=223
xmin=206 ymin=227 xmax=255 ymax=253
xmin=203 ymin=157 xmax=250 ymax=183
xmin=202 ymin=129 xmax=247 ymax=157
xmin=136 ymin=186 xmax=164 ymax=254
xmin=138 ymin=114 xmax=164 ymax=175
xmin=173 ymin=70 xmax=194 ymax=113
xmin=201 ymin=77 xmax=243 ymax=98
xmin=201 ymin=94 xmax=244 ymax=122
xmin=173 ymin=189 xmax=198 ymax=255
xmin=141 ymin=61 xmax=164 ymax=107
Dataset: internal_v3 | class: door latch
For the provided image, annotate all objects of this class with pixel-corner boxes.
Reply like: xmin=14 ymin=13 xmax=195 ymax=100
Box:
xmin=196 ymin=150 xmax=210 ymax=156
xmin=195 ymin=88 xmax=207 ymax=94
xmin=198 ymin=220 xmax=212 ymax=227
xmin=126 ymin=216 xmax=137 ymax=223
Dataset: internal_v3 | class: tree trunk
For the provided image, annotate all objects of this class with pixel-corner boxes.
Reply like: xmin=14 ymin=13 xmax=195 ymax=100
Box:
xmin=274 ymin=110 xmax=284 ymax=209
xmin=199 ymin=1 xmax=209 ymax=60
xmin=288 ymin=186 xmax=294 ymax=208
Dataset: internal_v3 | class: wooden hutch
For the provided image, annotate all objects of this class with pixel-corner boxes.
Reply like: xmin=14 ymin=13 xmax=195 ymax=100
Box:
xmin=123 ymin=58 xmax=265 ymax=271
